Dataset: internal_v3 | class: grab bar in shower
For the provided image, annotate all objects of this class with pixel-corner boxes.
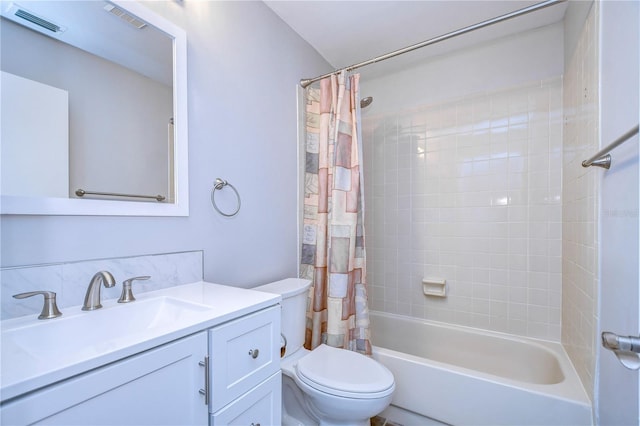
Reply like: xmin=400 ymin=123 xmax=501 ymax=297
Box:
xmin=75 ymin=189 xmax=166 ymax=202
xmin=582 ymin=124 xmax=639 ymax=169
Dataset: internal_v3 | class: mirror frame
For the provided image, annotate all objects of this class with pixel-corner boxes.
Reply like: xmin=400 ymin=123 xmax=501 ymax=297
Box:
xmin=0 ymin=0 xmax=189 ymax=216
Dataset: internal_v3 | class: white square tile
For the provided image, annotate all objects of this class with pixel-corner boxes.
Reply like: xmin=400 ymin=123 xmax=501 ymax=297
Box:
xmin=362 ymin=78 xmax=570 ymax=342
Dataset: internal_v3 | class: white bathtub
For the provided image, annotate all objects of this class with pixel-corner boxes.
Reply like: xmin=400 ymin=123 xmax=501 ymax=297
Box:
xmin=370 ymin=311 xmax=592 ymax=426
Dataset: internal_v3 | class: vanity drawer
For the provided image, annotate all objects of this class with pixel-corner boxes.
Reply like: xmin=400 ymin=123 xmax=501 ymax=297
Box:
xmin=208 ymin=305 xmax=280 ymax=411
xmin=210 ymin=372 xmax=281 ymax=425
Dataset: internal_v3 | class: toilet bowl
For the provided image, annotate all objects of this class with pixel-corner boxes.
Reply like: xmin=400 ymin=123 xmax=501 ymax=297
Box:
xmin=254 ymin=278 xmax=395 ymax=426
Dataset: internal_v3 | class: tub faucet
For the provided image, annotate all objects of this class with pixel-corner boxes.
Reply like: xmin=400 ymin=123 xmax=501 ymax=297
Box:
xmin=82 ymin=271 xmax=116 ymax=311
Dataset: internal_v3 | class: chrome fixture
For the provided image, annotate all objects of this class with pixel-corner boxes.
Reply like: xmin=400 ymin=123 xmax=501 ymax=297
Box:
xmin=300 ymin=0 xmax=565 ymax=87
xmin=582 ymin=124 xmax=639 ymax=169
xmin=210 ymin=178 xmax=241 ymax=217
xmin=198 ymin=356 xmax=210 ymax=405
xmin=13 ymin=291 xmax=62 ymax=319
xmin=602 ymin=331 xmax=640 ymax=370
xmin=82 ymin=271 xmax=116 ymax=311
xmin=602 ymin=332 xmax=640 ymax=353
xmin=280 ymin=333 xmax=288 ymax=358
xmin=75 ymin=189 xmax=166 ymax=202
xmin=360 ymin=96 xmax=373 ymax=108
xmin=118 ymin=276 xmax=151 ymax=303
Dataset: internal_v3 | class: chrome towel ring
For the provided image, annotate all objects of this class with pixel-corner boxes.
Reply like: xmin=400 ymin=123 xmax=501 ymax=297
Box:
xmin=211 ymin=178 xmax=241 ymax=217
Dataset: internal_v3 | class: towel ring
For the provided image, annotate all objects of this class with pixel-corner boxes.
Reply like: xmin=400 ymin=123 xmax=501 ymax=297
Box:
xmin=211 ymin=178 xmax=241 ymax=217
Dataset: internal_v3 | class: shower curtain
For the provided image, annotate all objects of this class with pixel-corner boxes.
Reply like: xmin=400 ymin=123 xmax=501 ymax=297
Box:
xmin=300 ymin=71 xmax=371 ymax=355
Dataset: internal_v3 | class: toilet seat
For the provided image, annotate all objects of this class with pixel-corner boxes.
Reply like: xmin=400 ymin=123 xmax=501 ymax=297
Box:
xmin=295 ymin=344 xmax=395 ymax=399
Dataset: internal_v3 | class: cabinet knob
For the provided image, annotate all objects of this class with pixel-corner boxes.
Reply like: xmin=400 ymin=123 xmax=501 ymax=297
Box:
xmin=248 ymin=348 xmax=259 ymax=359
xmin=250 ymin=423 xmax=260 ymax=426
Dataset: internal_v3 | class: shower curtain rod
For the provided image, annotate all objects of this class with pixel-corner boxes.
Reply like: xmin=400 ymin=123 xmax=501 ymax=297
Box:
xmin=300 ymin=0 xmax=565 ymax=88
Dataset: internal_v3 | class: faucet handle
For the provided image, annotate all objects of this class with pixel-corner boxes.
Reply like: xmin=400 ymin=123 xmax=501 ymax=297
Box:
xmin=13 ymin=291 xmax=62 ymax=320
xmin=118 ymin=276 xmax=150 ymax=303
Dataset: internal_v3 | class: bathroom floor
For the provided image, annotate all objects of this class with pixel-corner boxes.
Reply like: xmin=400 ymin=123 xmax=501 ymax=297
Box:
xmin=371 ymin=415 xmax=403 ymax=426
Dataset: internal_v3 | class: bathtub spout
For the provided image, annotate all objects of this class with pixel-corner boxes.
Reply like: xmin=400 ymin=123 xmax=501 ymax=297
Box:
xmin=602 ymin=332 xmax=640 ymax=370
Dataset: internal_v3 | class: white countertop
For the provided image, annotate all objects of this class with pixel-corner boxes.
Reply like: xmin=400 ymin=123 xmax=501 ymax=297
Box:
xmin=0 ymin=281 xmax=281 ymax=402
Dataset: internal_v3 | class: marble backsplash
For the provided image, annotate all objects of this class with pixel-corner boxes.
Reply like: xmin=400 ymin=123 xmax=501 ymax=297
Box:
xmin=1 ymin=251 xmax=203 ymax=320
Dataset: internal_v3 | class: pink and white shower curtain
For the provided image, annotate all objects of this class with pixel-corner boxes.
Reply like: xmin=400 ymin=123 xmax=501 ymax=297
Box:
xmin=300 ymin=71 xmax=371 ymax=355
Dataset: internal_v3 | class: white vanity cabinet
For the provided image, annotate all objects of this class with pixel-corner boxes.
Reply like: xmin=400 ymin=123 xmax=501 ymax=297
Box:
xmin=1 ymin=331 xmax=209 ymax=425
xmin=0 ymin=282 xmax=282 ymax=426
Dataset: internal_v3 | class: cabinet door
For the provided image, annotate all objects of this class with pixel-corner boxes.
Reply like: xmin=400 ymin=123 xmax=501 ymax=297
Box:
xmin=211 ymin=372 xmax=281 ymax=426
xmin=1 ymin=332 xmax=208 ymax=426
xmin=209 ymin=306 xmax=280 ymax=411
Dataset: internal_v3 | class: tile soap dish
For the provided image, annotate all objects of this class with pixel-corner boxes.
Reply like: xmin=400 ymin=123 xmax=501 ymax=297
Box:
xmin=422 ymin=278 xmax=446 ymax=297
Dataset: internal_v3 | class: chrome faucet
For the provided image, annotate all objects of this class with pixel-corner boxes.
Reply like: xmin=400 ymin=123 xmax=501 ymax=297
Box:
xmin=118 ymin=276 xmax=150 ymax=303
xmin=13 ymin=291 xmax=62 ymax=319
xmin=82 ymin=271 xmax=116 ymax=311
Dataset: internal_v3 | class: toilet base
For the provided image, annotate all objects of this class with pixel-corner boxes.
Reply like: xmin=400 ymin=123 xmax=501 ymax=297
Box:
xmin=282 ymin=374 xmax=318 ymax=426
xmin=282 ymin=368 xmax=385 ymax=426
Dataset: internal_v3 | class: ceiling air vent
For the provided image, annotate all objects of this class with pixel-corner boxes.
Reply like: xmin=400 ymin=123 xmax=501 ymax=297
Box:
xmin=103 ymin=4 xmax=147 ymax=29
xmin=9 ymin=5 xmax=65 ymax=33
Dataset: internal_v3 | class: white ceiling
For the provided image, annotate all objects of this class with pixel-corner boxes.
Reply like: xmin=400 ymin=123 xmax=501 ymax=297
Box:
xmin=0 ymin=1 xmax=172 ymax=86
xmin=3 ymin=1 xmax=567 ymax=86
xmin=264 ymin=0 xmax=568 ymax=79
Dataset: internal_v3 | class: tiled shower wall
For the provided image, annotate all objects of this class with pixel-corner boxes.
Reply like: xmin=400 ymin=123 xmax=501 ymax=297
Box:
xmin=363 ymin=78 xmax=563 ymax=341
xmin=561 ymin=3 xmax=599 ymax=401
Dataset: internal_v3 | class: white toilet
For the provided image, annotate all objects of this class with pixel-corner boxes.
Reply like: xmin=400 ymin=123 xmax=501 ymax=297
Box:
xmin=254 ymin=278 xmax=395 ymax=426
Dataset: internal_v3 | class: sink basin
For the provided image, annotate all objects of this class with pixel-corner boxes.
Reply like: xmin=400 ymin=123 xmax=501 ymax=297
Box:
xmin=2 ymin=296 xmax=213 ymax=362
xmin=0 ymin=281 xmax=281 ymax=403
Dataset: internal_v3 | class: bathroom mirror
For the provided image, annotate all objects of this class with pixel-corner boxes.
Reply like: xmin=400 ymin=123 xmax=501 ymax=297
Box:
xmin=0 ymin=0 xmax=189 ymax=216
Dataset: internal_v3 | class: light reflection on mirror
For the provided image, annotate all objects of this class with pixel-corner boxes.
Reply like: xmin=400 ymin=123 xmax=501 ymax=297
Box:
xmin=0 ymin=1 xmax=175 ymax=204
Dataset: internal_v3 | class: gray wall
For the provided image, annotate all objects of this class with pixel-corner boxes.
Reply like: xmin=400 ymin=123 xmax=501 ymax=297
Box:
xmin=597 ymin=0 xmax=639 ymax=423
xmin=0 ymin=1 xmax=331 ymax=287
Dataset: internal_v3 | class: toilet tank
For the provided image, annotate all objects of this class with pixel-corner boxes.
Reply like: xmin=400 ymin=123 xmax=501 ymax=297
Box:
xmin=254 ymin=278 xmax=312 ymax=356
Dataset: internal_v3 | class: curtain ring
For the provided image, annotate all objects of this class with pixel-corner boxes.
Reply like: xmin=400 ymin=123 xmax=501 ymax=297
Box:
xmin=211 ymin=178 xmax=241 ymax=217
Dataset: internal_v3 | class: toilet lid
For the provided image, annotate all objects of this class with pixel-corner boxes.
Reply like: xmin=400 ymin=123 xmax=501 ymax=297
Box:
xmin=295 ymin=344 xmax=394 ymax=398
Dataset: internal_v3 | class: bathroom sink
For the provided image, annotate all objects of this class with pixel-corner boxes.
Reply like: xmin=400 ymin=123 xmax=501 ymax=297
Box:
xmin=2 ymin=296 xmax=213 ymax=362
xmin=0 ymin=281 xmax=282 ymax=402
